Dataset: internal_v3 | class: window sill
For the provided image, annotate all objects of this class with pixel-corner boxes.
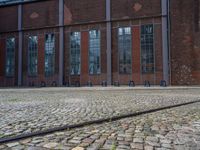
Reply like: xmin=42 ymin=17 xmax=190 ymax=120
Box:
xmin=5 ymin=76 xmax=14 ymax=78
xmin=142 ymin=72 xmax=154 ymax=74
xmin=89 ymin=73 xmax=101 ymax=76
xmin=27 ymin=75 xmax=38 ymax=78
xmin=119 ymin=73 xmax=131 ymax=75
xmin=70 ymin=74 xmax=80 ymax=76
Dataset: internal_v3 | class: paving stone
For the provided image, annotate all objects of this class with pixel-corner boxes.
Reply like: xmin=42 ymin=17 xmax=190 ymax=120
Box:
xmin=27 ymin=146 xmax=49 ymax=150
xmin=20 ymin=138 xmax=32 ymax=144
xmin=72 ymin=147 xmax=85 ymax=150
xmin=117 ymin=137 xmax=124 ymax=141
xmin=160 ymin=139 xmax=171 ymax=144
xmin=145 ymin=140 xmax=160 ymax=147
xmin=43 ymin=142 xmax=58 ymax=148
xmin=133 ymin=137 xmax=143 ymax=143
xmin=68 ymin=139 xmax=81 ymax=144
xmin=146 ymin=136 xmax=159 ymax=142
xmin=87 ymin=143 xmax=102 ymax=150
xmin=0 ymin=145 xmax=6 ymax=149
xmin=6 ymin=142 xmax=19 ymax=147
xmin=102 ymin=143 xmax=113 ymax=149
xmin=161 ymin=143 xmax=172 ymax=149
xmin=9 ymin=145 xmax=25 ymax=150
xmin=174 ymin=139 xmax=185 ymax=145
xmin=144 ymin=145 xmax=154 ymax=150
xmin=155 ymin=148 xmax=169 ymax=150
xmin=130 ymin=143 xmax=143 ymax=149
xmin=82 ymin=138 xmax=94 ymax=144
xmin=31 ymin=139 xmax=44 ymax=144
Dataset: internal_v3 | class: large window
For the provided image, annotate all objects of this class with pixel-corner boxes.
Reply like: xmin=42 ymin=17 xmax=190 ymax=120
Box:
xmin=118 ymin=27 xmax=132 ymax=74
xmin=141 ymin=24 xmax=154 ymax=73
xmin=89 ymin=30 xmax=101 ymax=75
xmin=45 ymin=34 xmax=55 ymax=76
xmin=28 ymin=36 xmax=38 ymax=76
xmin=5 ymin=38 xmax=15 ymax=77
xmin=70 ymin=32 xmax=81 ymax=75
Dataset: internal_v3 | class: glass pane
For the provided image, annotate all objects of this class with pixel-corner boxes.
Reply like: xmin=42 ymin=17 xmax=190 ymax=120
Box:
xmin=45 ymin=34 xmax=55 ymax=76
xmin=118 ymin=27 xmax=132 ymax=74
xmin=28 ymin=36 xmax=38 ymax=76
xmin=5 ymin=38 xmax=15 ymax=76
xmin=89 ymin=30 xmax=101 ymax=75
xmin=70 ymin=32 xmax=81 ymax=75
xmin=141 ymin=25 xmax=154 ymax=73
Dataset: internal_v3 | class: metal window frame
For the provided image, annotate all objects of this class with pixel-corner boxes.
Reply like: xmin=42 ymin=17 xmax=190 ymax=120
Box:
xmin=5 ymin=37 xmax=15 ymax=77
xmin=88 ymin=29 xmax=101 ymax=75
xmin=44 ymin=33 xmax=55 ymax=77
xmin=118 ymin=27 xmax=132 ymax=75
xmin=140 ymin=24 xmax=154 ymax=74
xmin=70 ymin=31 xmax=81 ymax=76
xmin=28 ymin=35 xmax=38 ymax=77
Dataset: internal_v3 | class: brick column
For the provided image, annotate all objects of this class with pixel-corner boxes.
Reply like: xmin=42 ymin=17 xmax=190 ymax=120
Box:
xmin=132 ymin=26 xmax=141 ymax=84
xmin=80 ymin=31 xmax=89 ymax=85
xmin=38 ymin=35 xmax=45 ymax=77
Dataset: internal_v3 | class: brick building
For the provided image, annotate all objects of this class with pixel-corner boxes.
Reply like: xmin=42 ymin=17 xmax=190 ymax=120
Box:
xmin=0 ymin=0 xmax=199 ymax=87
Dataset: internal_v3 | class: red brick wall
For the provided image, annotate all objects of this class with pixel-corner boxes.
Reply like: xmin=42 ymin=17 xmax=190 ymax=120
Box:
xmin=111 ymin=26 xmax=119 ymax=83
xmin=80 ymin=31 xmax=89 ymax=85
xmin=132 ymin=26 xmax=141 ymax=84
xmin=111 ymin=0 xmax=161 ymax=20
xmin=154 ymin=22 xmax=163 ymax=85
xmin=64 ymin=30 xmax=70 ymax=83
xmin=38 ymin=34 xmax=45 ymax=82
xmin=64 ymin=0 xmax=106 ymax=25
xmin=0 ymin=6 xmax=18 ymax=33
xmin=170 ymin=0 xmax=200 ymax=85
xmin=23 ymin=0 xmax=59 ymax=29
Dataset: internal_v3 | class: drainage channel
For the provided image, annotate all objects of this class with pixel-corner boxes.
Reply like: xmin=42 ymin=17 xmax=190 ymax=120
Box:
xmin=1 ymin=99 xmax=200 ymax=144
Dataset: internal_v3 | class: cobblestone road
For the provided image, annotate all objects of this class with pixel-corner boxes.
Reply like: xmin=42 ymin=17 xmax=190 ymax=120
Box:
xmin=0 ymin=87 xmax=200 ymax=140
xmin=1 ymin=100 xmax=200 ymax=150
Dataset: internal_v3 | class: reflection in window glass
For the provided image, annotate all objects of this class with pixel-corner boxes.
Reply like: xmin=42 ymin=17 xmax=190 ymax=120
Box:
xmin=89 ymin=30 xmax=101 ymax=75
xmin=141 ymin=24 xmax=154 ymax=73
xmin=45 ymin=34 xmax=55 ymax=76
xmin=5 ymin=38 xmax=15 ymax=77
xmin=70 ymin=32 xmax=81 ymax=75
xmin=28 ymin=36 xmax=38 ymax=76
xmin=118 ymin=27 xmax=132 ymax=74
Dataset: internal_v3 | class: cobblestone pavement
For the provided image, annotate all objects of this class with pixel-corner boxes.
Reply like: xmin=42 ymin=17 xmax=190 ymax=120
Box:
xmin=0 ymin=87 xmax=200 ymax=139
xmin=1 ymin=101 xmax=200 ymax=150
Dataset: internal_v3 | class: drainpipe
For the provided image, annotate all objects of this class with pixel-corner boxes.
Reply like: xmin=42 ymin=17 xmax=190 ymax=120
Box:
xmin=18 ymin=4 xmax=23 ymax=86
xmin=106 ymin=0 xmax=112 ymax=85
xmin=161 ymin=0 xmax=170 ymax=85
xmin=167 ymin=0 xmax=171 ymax=85
xmin=59 ymin=0 xmax=64 ymax=86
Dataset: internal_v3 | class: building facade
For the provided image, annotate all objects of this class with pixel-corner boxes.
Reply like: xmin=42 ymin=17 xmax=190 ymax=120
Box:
xmin=0 ymin=0 xmax=199 ymax=87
